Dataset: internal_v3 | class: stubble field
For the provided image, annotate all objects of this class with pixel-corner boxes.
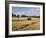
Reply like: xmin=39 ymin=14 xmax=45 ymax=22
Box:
xmin=12 ymin=17 xmax=40 ymax=31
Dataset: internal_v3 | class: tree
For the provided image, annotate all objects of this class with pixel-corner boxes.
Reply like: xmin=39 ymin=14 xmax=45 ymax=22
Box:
xmin=17 ymin=15 xmax=20 ymax=19
xmin=21 ymin=15 xmax=26 ymax=17
xmin=12 ymin=13 xmax=16 ymax=17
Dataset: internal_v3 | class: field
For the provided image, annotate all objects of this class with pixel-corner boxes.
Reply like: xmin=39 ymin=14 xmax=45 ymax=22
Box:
xmin=12 ymin=17 xmax=40 ymax=31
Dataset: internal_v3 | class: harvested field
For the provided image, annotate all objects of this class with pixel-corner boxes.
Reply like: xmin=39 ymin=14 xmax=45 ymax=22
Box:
xmin=12 ymin=17 xmax=40 ymax=31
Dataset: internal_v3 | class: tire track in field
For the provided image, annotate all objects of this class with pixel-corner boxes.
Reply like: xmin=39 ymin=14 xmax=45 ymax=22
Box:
xmin=15 ymin=24 xmax=30 ymax=30
xmin=16 ymin=21 xmax=39 ymax=30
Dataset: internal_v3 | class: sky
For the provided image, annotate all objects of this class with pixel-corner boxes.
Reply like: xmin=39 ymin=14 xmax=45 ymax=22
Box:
xmin=12 ymin=7 xmax=40 ymax=16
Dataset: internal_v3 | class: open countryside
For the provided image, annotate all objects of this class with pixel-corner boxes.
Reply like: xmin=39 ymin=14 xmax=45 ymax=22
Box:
xmin=12 ymin=16 xmax=40 ymax=31
xmin=12 ymin=7 xmax=40 ymax=31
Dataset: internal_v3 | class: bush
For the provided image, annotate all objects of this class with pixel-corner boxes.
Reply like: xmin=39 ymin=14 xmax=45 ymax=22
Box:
xmin=27 ymin=17 xmax=31 ymax=20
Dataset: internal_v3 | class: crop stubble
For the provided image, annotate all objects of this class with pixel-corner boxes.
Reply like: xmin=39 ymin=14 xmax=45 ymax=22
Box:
xmin=12 ymin=17 xmax=40 ymax=31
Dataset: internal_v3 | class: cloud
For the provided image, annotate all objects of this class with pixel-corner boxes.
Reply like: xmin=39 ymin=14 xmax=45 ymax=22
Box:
xmin=12 ymin=7 xmax=40 ymax=16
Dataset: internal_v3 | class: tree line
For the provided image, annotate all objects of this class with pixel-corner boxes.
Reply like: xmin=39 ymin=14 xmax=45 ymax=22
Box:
xmin=12 ymin=14 xmax=40 ymax=18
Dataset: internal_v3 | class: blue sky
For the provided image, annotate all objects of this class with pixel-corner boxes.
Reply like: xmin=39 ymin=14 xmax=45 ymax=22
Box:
xmin=12 ymin=7 xmax=40 ymax=16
